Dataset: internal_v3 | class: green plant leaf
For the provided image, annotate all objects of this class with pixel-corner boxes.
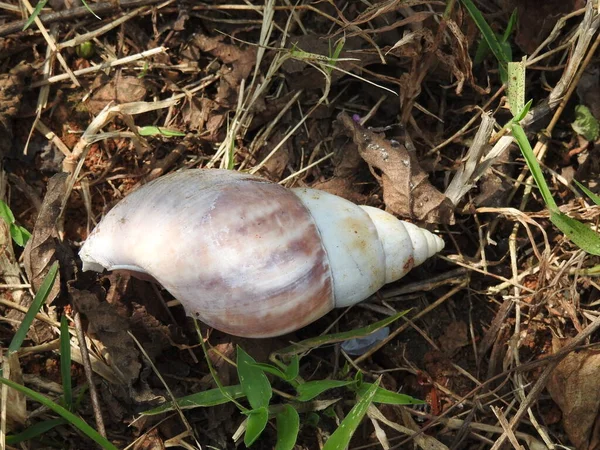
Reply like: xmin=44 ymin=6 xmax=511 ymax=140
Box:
xmin=574 ymin=180 xmax=600 ymax=206
xmin=572 ymin=105 xmax=600 ymax=141
xmin=237 ymin=346 xmax=272 ymax=410
xmin=8 ymin=261 xmax=59 ymax=354
xmin=275 ymin=310 xmax=409 ymax=358
xmin=244 ymin=407 xmax=269 ymax=447
xmin=141 ymin=384 xmax=246 ymax=415
xmin=356 ymin=384 xmax=425 ymax=405
xmin=0 ymin=200 xmax=16 ymax=224
xmin=284 ymin=355 xmax=300 ymax=381
xmin=138 ymin=126 xmax=185 ymax=137
xmin=275 ymin=405 xmax=300 ymax=450
xmin=22 ymin=0 xmax=48 ymax=31
xmin=10 ymin=224 xmax=31 ymax=247
xmin=296 ymin=380 xmax=355 ymax=402
xmin=5 ymin=418 xmax=66 ymax=445
xmin=322 ymin=378 xmax=380 ymax=450
xmin=510 ymin=123 xmax=558 ymax=212
xmin=60 ymin=315 xmax=72 ymax=410
xmin=507 ymin=57 xmax=526 ymax=118
xmin=0 ymin=377 xmax=117 ymax=450
xmin=80 ymin=0 xmax=101 ymax=19
xmin=550 ymin=212 xmax=600 ymax=256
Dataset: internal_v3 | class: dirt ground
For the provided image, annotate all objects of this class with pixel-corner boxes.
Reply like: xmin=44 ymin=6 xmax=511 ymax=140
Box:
xmin=1 ymin=0 xmax=600 ymax=449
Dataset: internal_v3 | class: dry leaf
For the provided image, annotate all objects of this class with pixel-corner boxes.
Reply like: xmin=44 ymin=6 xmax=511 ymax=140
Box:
xmin=0 ymin=62 xmax=31 ymax=158
xmin=440 ymin=321 xmax=468 ymax=355
xmin=1 ymin=353 xmax=26 ymax=431
xmin=70 ymin=287 xmax=141 ymax=385
xmin=337 ymin=112 xmax=454 ymax=224
xmin=547 ymin=347 xmax=600 ymax=450
xmin=86 ymin=76 xmax=148 ymax=115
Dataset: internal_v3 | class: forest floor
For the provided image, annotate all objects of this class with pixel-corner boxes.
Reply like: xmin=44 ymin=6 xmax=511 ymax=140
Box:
xmin=1 ymin=0 xmax=600 ymax=449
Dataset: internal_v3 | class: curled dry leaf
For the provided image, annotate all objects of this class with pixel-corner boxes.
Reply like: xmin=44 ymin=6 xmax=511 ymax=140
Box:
xmin=547 ymin=346 xmax=600 ymax=450
xmin=337 ymin=112 xmax=455 ymax=224
xmin=23 ymin=173 xmax=75 ymax=297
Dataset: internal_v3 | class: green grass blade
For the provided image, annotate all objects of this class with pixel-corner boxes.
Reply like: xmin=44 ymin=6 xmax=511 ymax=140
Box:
xmin=5 ymin=418 xmax=66 ymax=445
xmin=322 ymin=379 xmax=380 ymax=450
xmin=237 ymin=346 xmax=272 ymax=410
xmin=574 ymin=180 xmax=600 ymax=206
xmin=138 ymin=126 xmax=185 ymax=137
xmin=510 ymin=123 xmax=558 ymax=211
xmin=0 ymin=200 xmax=16 ymax=223
xmin=550 ymin=212 xmax=600 ymax=256
xmin=22 ymin=0 xmax=48 ymax=31
xmin=0 ymin=377 xmax=117 ymax=450
xmin=502 ymin=9 xmax=518 ymax=43
xmin=80 ymin=0 xmax=101 ymax=19
xmin=296 ymin=380 xmax=356 ymax=402
xmin=275 ymin=405 xmax=299 ymax=450
xmin=8 ymin=261 xmax=59 ymax=355
xmin=141 ymin=384 xmax=246 ymax=415
xmin=275 ymin=310 xmax=410 ymax=358
xmin=460 ymin=0 xmax=509 ymax=67
xmin=244 ymin=407 xmax=269 ymax=447
xmin=60 ymin=315 xmax=72 ymax=410
xmin=356 ymin=384 xmax=425 ymax=405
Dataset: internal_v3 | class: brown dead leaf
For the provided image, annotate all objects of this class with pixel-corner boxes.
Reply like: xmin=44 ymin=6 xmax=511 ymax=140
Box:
xmin=86 ymin=76 xmax=147 ymax=115
xmin=187 ymin=34 xmax=256 ymax=107
xmin=0 ymin=62 xmax=31 ymax=158
xmin=70 ymin=287 xmax=141 ymax=385
xmin=439 ymin=321 xmax=468 ymax=355
xmin=336 ymin=112 xmax=455 ymax=224
xmin=547 ymin=345 xmax=600 ymax=450
xmin=23 ymin=173 xmax=74 ymax=302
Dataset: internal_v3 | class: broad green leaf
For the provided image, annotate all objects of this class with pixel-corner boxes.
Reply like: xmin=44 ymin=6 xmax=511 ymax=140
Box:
xmin=60 ymin=315 xmax=72 ymax=410
xmin=244 ymin=407 xmax=269 ymax=447
xmin=510 ymin=123 xmax=558 ymax=211
xmin=141 ymin=384 xmax=245 ymax=415
xmin=138 ymin=126 xmax=185 ymax=137
xmin=572 ymin=105 xmax=600 ymax=141
xmin=250 ymin=355 xmax=300 ymax=382
xmin=5 ymin=418 xmax=66 ymax=445
xmin=237 ymin=346 xmax=272 ymax=409
xmin=574 ymin=180 xmax=600 ymax=206
xmin=550 ymin=212 xmax=600 ymax=256
xmin=10 ymin=224 xmax=31 ymax=247
xmin=284 ymin=355 xmax=300 ymax=381
xmin=507 ymin=58 xmax=526 ymax=118
xmin=0 ymin=377 xmax=117 ymax=450
xmin=0 ymin=200 xmax=16 ymax=224
xmin=8 ymin=261 xmax=59 ymax=354
xmin=322 ymin=379 xmax=380 ymax=450
xmin=275 ymin=310 xmax=410 ymax=358
xmin=22 ymin=0 xmax=48 ymax=31
xmin=356 ymin=384 xmax=425 ymax=405
xmin=296 ymin=380 xmax=355 ymax=402
xmin=275 ymin=405 xmax=300 ymax=450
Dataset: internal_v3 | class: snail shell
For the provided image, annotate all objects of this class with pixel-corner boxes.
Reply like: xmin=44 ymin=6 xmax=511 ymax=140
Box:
xmin=79 ymin=169 xmax=444 ymax=338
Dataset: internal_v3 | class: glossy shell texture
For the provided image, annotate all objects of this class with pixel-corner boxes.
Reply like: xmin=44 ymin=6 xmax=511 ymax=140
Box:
xmin=79 ymin=169 xmax=444 ymax=338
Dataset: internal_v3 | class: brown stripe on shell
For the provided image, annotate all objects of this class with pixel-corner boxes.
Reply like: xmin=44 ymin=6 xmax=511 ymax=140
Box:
xmin=155 ymin=175 xmax=335 ymax=338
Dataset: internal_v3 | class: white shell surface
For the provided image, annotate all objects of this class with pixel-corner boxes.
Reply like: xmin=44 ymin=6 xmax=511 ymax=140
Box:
xmin=80 ymin=170 xmax=335 ymax=338
xmin=291 ymin=188 xmax=386 ymax=308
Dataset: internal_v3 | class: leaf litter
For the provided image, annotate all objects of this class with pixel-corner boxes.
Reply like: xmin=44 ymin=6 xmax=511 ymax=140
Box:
xmin=1 ymin=1 xmax=600 ymax=449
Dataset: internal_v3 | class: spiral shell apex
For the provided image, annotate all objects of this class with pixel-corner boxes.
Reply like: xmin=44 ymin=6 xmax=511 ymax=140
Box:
xmin=79 ymin=169 xmax=444 ymax=338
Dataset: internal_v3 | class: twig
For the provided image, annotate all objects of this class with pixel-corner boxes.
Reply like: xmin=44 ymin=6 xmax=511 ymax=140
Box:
xmin=72 ymin=311 xmax=107 ymax=438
